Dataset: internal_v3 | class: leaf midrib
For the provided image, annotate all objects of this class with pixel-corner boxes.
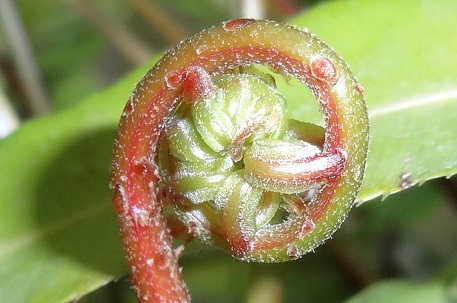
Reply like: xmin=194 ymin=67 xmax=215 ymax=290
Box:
xmin=369 ymin=88 xmax=457 ymax=118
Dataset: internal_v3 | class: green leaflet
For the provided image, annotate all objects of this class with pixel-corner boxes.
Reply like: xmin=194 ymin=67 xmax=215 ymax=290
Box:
xmin=0 ymin=0 xmax=456 ymax=301
xmin=344 ymin=280 xmax=451 ymax=303
xmin=0 ymin=67 xmax=146 ymax=302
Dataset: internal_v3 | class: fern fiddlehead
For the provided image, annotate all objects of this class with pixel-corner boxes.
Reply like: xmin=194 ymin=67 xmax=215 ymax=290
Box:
xmin=111 ymin=18 xmax=369 ymax=302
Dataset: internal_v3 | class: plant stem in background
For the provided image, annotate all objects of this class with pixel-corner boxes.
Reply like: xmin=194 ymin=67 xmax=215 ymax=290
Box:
xmin=65 ymin=0 xmax=152 ymax=66
xmin=0 ymin=0 xmax=50 ymax=116
xmin=127 ymin=0 xmax=188 ymax=44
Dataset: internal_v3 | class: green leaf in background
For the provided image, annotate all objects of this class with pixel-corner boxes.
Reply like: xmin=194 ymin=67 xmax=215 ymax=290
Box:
xmin=0 ymin=65 xmax=149 ymax=303
xmin=0 ymin=0 xmax=456 ymax=302
xmin=286 ymin=0 xmax=457 ymax=202
xmin=344 ymin=280 xmax=453 ymax=303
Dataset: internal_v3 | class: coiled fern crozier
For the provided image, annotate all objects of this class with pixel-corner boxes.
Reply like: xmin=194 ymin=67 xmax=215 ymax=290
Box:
xmin=111 ymin=19 xmax=369 ymax=303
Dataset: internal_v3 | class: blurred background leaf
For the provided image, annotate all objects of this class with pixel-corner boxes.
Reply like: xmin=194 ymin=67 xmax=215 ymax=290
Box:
xmin=1 ymin=0 xmax=457 ymax=302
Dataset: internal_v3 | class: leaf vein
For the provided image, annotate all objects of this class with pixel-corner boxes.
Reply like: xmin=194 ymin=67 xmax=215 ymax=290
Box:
xmin=0 ymin=203 xmax=110 ymax=259
xmin=369 ymin=89 xmax=457 ymax=118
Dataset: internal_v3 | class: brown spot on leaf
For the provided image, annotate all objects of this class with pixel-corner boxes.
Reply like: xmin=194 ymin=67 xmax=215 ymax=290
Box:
xmin=400 ymin=173 xmax=412 ymax=189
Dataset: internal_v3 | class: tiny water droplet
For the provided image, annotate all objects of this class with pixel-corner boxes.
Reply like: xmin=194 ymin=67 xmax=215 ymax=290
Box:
xmin=195 ymin=44 xmax=207 ymax=55
xmin=132 ymin=206 xmax=150 ymax=226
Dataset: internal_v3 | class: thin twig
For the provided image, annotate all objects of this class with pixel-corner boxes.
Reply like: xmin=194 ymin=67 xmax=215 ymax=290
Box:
xmin=126 ymin=0 xmax=187 ymax=44
xmin=0 ymin=56 xmax=28 ymax=113
xmin=64 ymin=0 xmax=153 ymax=66
xmin=0 ymin=0 xmax=50 ymax=116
